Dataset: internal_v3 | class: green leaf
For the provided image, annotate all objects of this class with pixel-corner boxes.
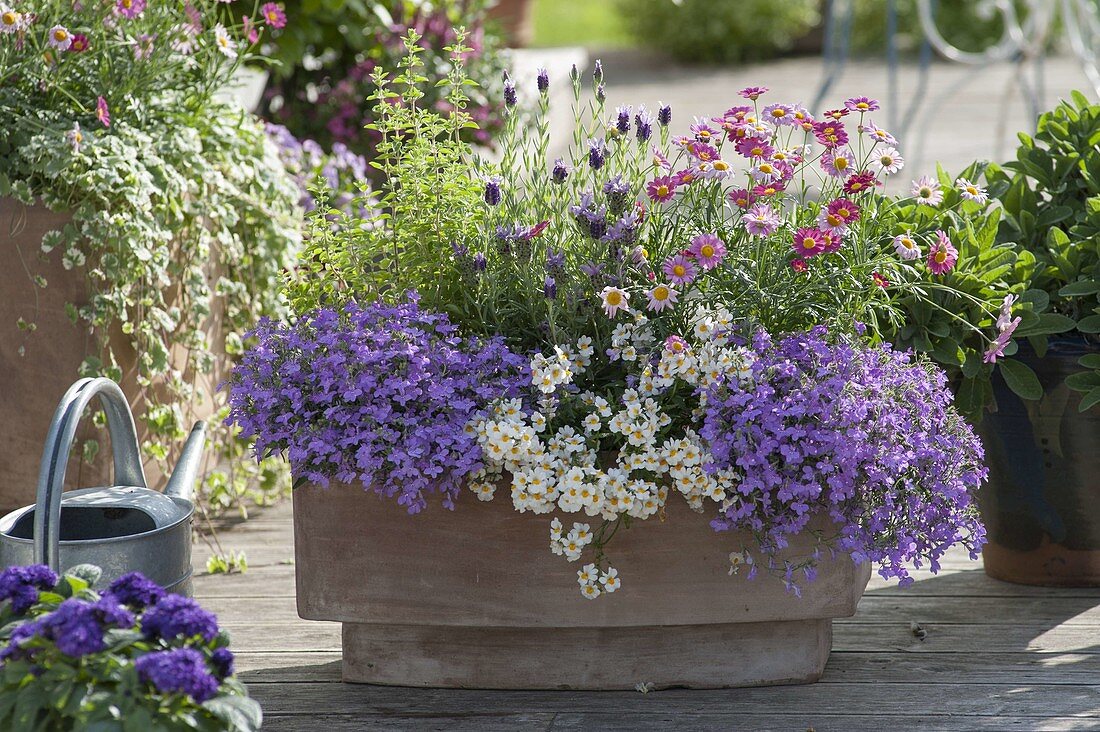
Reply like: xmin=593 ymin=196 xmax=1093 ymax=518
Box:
xmin=1065 ymin=371 xmax=1100 ymax=392
xmin=1078 ymin=314 xmax=1100 ymax=333
xmin=1016 ymin=312 xmax=1077 ymax=336
xmin=1058 ymin=280 xmax=1100 ymax=297
xmin=202 ymin=695 xmax=264 ymax=732
xmin=1079 ymin=387 xmax=1100 ymax=412
xmin=955 ymin=375 xmax=988 ymax=416
xmin=1079 ymin=354 xmax=1100 ymax=369
xmin=66 ymin=564 xmax=103 ymax=588
xmin=998 ymin=358 xmax=1044 ymax=400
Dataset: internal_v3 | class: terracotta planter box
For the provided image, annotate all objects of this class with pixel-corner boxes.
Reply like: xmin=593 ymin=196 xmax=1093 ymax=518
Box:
xmin=0 ymin=198 xmax=224 ymax=513
xmin=293 ymin=482 xmax=872 ymax=689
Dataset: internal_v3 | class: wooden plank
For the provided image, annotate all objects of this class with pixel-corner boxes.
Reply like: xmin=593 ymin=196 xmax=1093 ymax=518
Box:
xmin=233 ymin=650 xmax=1100 ymax=686
xmin=258 ymin=714 xmax=555 ymax=732
xmin=246 ymin=681 xmax=1100 ymax=718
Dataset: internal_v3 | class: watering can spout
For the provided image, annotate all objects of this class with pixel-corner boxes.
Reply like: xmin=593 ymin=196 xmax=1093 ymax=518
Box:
xmin=164 ymin=422 xmax=206 ymax=502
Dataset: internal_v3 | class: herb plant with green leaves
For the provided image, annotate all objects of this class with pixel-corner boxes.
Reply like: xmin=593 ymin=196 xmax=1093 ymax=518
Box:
xmin=983 ymin=92 xmax=1100 ymax=412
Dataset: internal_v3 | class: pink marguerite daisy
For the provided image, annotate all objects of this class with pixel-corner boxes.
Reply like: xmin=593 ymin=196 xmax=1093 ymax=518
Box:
xmin=845 ymin=96 xmax=879 ymax=113
xmin=956 ymin=177 xmax=988 ymax=204
xmin=813 ymin=120 xmax=848 ymax=148
xmin=734 ymin=137 xmax=774 ymax=159
xmin=689 ymin=233 xmax=727 ymax=269
xmin=115 ymin=0 xmax=145 ymax=18
xmin=739 ymin=86 xmax=768 ymax=100
xmin=261 ymin=2 xmax=287 ymax=29
xmin=95 ymin=96 xmax=110 ymax=127
xmin=728 ymin=188 xmax=755 ymax=210
xmin=820 ymin=149 xmax=854 ymax=178
xmin=69 ymin=33 xmax=89 ymax=52
xmin=871 ymin=147 xmax=904 ymax=176
xmin=791 ymin=227 xmax=828 ymax=258
xmin=872 ymin=272 xmax=890 ymax=288
xmin=651 ymin=145 xmax=671 ymax=170
xmin=646 ymin=176 xmax=676 ymax=203
xmin=843 ymin=171 xmax=877 ymax=195
xmin=790 ymin=258 xmax=808 ymax=273
xmin=645 ymin=283 xmax=679 ymax=312
xmin=743 ymin=204 xmax=780 ymax=238
xmin=47 ymin=25 xmax=72 ymax=50
xmin=600 ymin=286 xmax=629 ymax=318
xmin=892 ymin=233 xmax=921 ymax=260
xmin=911 ymin=175 xmax=943 ymax=206
xmin=927 ymin=230 xmax=958 ymax=275
xmin=662 ymin=254 xmax=698 ymax=286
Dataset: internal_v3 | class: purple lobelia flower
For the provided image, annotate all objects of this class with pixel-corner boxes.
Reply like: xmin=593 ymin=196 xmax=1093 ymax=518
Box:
xmin=135 ymin=648 xmax=220 ymax=703
xmin=0 ymin=565 xmax=58 ymax=615
xmin=141 ymin=594 xmax=218 ymax=643
xmin=107 ymin=572 xmax=164 ymax=610
xmin=700 ymin=327 xmax=986 ymax=588
xmin=226 ymin=294 xmax=528 ymax=514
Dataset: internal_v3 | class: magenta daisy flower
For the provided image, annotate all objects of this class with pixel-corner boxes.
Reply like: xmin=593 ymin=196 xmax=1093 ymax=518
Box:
xmin=689 ymin=119 xmax=719 ymax=143
xmin=646 ymin=176 xmax=676 ymax=203
xmin=70 ymin=33 xmax=90 ymax=52
xmin=822 ymin=231 xmax=843 ymax=254
xmin=843 ymin=171 xmax=877 ymax=195
xmin=822 ymin=108 xmax=850 ymax=120
xmin=752 ymin=181 xmax=787 ymax=198
xmin=689 ymin=233 xmax=727 ymax=269
xmin=723 ymin=105 xmax=753 ymax=122
xmin=813 ymin=120 xmax=848 ymax=148
xmin=817 ymin=209 xmax=848 ymax=237
xmin=820 ymin=150 xmax=854 ymax=178
xmin=672 ymin=168 xmax=698 ymax=187
xmin=910 ymin=176 xmax=943 ymax=206
xmin=790 ymin=258 xmax=808 ymax=273
xmin=261 ymin=2 xmax=287 ymax=29
xmin=687 ymin=142 xmax=720 ymax=163
xmin=728 ymin=188 xmax=755 ymax=209
xmin=735 ymin=137 xmax=774 ymax=159
xmin=662 ymin=254 xmax=698 ymax=285
xmin=645 ymin=283 xmax=679 ymax=312
xmin=927 ymin=230 xmax=958 ymax=275
xmin=96 ymin=96 xmax=111 ymax=128
xmin=651 ymin=146 xmax=671 ymax=170
xmin=791 ymin=227 xmax=828 ymax=258
xmin=743 ymin=203 xmax=780 ymax=238
xmin=739 ymin=86 xmax=768 ymax=100
xmin=872 ymin=272 xmax=890 ymax=288
xmin=115 ymin=0 xmax=145 ymax=18
xmin=827 ymin=198 xmax=860 ymax=223
xmin=956 ymin=177 xmax=988 ymax=204
xmin=845 ymin=96 xmax=879 ymax=112
xmin=47 ymin=25 xmax=73 ymax=50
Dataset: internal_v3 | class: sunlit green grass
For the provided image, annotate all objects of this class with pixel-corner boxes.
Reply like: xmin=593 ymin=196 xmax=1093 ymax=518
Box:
xmin=531 ymin=0 xmax=637 ymax=48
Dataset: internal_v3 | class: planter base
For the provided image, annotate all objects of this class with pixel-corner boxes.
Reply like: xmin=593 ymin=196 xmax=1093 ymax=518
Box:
xmin=341 ymin=618 xmax=832 ymax=689
xmin=983 ymin=540 xmax=1100 ymax=587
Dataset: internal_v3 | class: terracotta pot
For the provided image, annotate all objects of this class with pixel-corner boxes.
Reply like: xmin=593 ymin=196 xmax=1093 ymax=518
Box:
xmin=977 ymin=337 xmax=1100 ymax=586
xmin=487 ymin=0 xmax=535 ymax=47
xmin=293 ymin=482 xmax=871 ymax=689
xmin=0 ymin=198 xmax=223 ymax=514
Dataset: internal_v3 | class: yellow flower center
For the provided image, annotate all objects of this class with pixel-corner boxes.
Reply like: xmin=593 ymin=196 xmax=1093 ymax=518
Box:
xmin=54 ymin=28 xmax=68 ymax=41
xmin=857 ymin=102 xmax=869 ymax=110
xmin=901 ymin=238 xmax=914 ymax=249
xmin=759 ymin=164 xmax=773 ymax=174
xmin=121 ymin=0 xmax=132 ymax=7
xmin=700 ymin=245 xmax=715 ymax=258
xmin=827 ymin=214 xmax=842 ymax=227
xmin=673 ymin=265 xmax=686 ymax=277
xmin=751 ymin=146 xmax=764 ymax=156
xmin=919 ymin=187 xmax=932 ymax=197
xmin=967 ymin=186 xmax=978 ymax=195
xmin=802 ymin=237 xmax=817 ymax=249
xmin=935 ymin=250 xmax=947 ymax=263
xmin=838 ymin=207 xmax=850 ymax=218
xmin=656 ymin=185 xmax=669 ymax=197
xmin=653 ymin=286 xmax=670 ymax=301
xmin=834 ymin=157 xmax=848 ymax=170
xmin=880 ymin=155 xmax=893 ymax=166
xmin=670 ymin=342 xmax=684 ymax=352
xmin=605 ymin=291 xmax=622 ymax=306
xmin=714 ymin=160 xmax=729 ymax=171
xmin=771 ymin=109 xmax=786 ymax=118
xmin=2 ymin=11 xmax=18 ymax=25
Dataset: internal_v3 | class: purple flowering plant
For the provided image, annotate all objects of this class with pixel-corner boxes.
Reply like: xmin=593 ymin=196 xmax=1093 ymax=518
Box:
xmin=0 ymin=564 xmax=260 ymax=731
xmin=235 ymin=50 xmax=1004 ymax=598
xmin=227 ymin=294 xmax=528 ymax=513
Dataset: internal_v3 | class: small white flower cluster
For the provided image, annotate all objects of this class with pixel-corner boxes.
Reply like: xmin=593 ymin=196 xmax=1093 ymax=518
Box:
xmin=469 ymin=323 xmax=751 ymax=598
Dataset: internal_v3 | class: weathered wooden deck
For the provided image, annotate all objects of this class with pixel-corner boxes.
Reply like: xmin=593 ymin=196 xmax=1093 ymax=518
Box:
xmin=195 ymin=500 xmax=1100 ymax=731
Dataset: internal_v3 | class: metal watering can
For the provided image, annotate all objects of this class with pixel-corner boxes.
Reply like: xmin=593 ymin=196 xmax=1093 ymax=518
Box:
xmin=0 ymin=378 xmax=205 ymax=595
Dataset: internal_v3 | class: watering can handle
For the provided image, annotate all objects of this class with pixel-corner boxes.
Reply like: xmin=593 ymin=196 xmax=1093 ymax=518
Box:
xmin=33 ymin=378 xmax=148 ymax=570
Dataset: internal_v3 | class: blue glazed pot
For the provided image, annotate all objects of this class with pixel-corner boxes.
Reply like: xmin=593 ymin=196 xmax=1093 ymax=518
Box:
xmin=976 ymin=336 xmax=1100 ymax=585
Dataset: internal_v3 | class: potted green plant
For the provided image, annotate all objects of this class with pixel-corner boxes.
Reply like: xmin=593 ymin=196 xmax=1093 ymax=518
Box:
xmin=226 ymin=40 xmax=999 ymax=689
xmin=0 ymin=0 xmax=302 ymax=513
xmin=969 ymin=93 xmax=1100 ymax=585
xmin=0 ymin=564 xmax=260 ymax=730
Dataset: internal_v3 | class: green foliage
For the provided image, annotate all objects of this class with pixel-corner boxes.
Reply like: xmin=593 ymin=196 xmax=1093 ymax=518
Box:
xmin=285 ymin=31 xmax=487 ymax=314
xmin=851 ymin=0 xmax=1052 ymax=55
xmin=0 ymin=566 xmax=260 ymax=732
xmin=1 ymin=1 xmax=301 ymax=513
xmin=614 ymin=0 xmax=819 ymax=64
xmin=984 ymin=92 xmax=1100 ymax=411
